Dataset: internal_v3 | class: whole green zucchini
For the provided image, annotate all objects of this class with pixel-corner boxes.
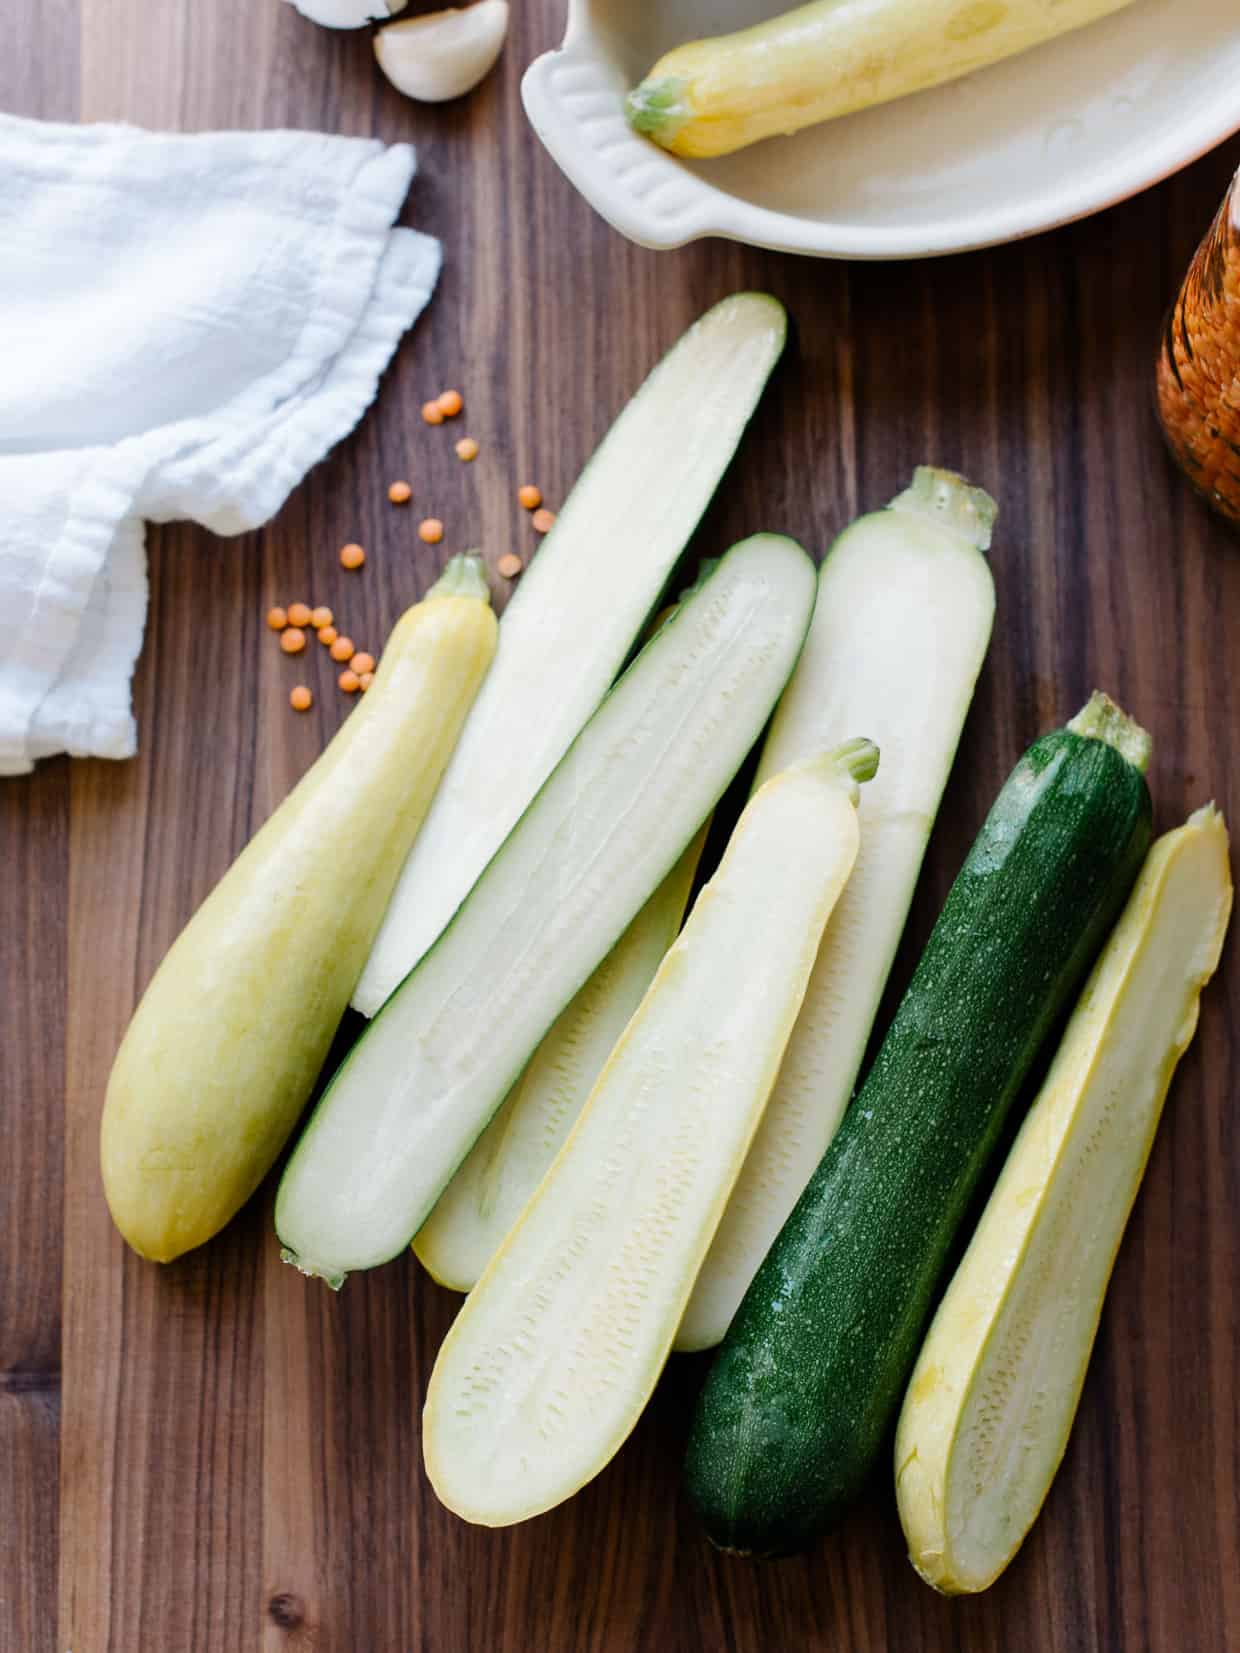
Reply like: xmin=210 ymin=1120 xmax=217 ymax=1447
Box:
xmin=683 ymin=693 xmax=1153 ymax=1557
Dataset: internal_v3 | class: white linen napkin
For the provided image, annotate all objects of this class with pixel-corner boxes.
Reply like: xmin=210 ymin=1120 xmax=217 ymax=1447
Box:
xmin=0 ymin=114 xmax=441 ymax=775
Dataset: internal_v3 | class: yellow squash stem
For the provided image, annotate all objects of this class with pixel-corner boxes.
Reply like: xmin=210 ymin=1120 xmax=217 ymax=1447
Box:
xmin=895 ymin=805 xmax=1232 ymax=1594
xmin=626 ymin=0 xmax=1138 ymax=158
xmin=101 ymin=556 xmax=497 ymax=1262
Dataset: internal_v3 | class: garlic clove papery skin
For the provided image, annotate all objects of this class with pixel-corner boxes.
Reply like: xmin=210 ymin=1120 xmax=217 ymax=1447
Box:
xmin=373 ymin=2 xmax=509 ymax=103
xmin=286 ymin=0 xmax=406 ymax=29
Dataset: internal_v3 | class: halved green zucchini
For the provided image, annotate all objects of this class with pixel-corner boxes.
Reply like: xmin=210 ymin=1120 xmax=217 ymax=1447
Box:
xmin=352 ymin=293 xmax=788 ymax=1016
xmin=677 ymin=466 xmax=996 ymax=1351
xmin=276 ymin=534 xmax=816 ymax=1285
xmin=685 ymin=693 xmax=1154 ymax=1557
xmin=414 ymin=828 xmax=706 ymax=1291
xmin=896 ymin=804 xmax=1232 ymax=1594
xmin=424 ymin=741 xmax=876 ymax=1526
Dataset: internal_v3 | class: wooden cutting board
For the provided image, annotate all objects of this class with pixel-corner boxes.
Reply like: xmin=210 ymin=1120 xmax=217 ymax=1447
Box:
xmin=3 ymin=3 xmax=1238 ymax=1648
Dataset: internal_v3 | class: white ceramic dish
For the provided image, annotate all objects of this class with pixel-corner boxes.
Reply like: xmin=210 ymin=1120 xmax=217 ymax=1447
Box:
xmin=522 ymin=0 xmax=1240 ymax=260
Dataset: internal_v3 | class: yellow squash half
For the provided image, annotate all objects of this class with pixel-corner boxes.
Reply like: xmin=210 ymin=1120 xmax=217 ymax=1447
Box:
xmin=895 ymin=804 xmax=1232 ymax=1593
xmin=101 ymin=555 xmax=497 ymax=1262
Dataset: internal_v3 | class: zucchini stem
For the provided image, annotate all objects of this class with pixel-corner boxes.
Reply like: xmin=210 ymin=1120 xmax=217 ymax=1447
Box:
xmin=1068 ymin=692 xmax=1152 ymax=774
xmin=890 ymin=467 xmax=997 ymax=552
xmin=427 ymin=552 xmax=492 ymax=605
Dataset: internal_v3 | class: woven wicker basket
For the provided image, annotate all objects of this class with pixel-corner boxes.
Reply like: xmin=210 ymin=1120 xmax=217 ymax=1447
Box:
xmin=1157 ymin=168 xmax=1240 ymax=529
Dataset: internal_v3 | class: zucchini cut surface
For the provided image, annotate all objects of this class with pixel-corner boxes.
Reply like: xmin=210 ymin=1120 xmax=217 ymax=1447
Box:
xmin=423 ymin=743 xmax=873 ymax=1527
xmin=353 ymin=293 xmax=788 ymax=1016
xmin=678 ymin=466 xmax=995 ymax=1351
xmin=276 ymin=534 xmax=816 ymax=1284
xmin=896 ymin=804 xmax=1232 ymax=1594
xmin=415 ymin=830 xmax=706 ymax=1292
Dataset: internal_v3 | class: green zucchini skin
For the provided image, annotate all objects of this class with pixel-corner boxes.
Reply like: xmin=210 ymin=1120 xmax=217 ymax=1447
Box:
xmin=683 ymin=720 xmax=1153 ymax=1557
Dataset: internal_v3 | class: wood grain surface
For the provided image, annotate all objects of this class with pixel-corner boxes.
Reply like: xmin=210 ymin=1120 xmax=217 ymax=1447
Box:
xmin=3 ymin=3 xmax=1238 ymax=1650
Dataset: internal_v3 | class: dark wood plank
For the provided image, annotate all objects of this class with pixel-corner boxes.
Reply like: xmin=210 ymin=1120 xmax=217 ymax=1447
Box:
xmin=12 ymin=0 xmax=1236 ymax=1647
xmin=1 ymin=7 xmax=77 ymax=1649
xmin=1 ymin=769 xmax=68 ymax=1653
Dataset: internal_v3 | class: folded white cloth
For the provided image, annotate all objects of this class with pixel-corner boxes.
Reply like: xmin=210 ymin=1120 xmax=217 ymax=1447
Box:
xmin=0 ymin=115 xmax=440 ymax=774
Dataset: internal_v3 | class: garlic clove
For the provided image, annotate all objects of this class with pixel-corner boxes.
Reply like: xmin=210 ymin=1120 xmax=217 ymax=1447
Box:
xmin=374 ymin=2 xmax=509 ymax=104
xmin=286 ymin=0 xmax=406 ymax=29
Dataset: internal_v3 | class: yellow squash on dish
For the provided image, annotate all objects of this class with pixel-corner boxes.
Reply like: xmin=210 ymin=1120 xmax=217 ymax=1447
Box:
xmin=627 ymin=0 xmax=1138 ymax=158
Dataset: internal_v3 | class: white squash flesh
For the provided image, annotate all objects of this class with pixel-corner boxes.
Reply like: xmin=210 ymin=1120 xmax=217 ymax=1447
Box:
xmin=353 ymin=294 xmax=788 ymax=1016
xmin=677 ymin=467 xmax=996 ymax=1351
xmin=276 ymin=534 xmax=816 ymax=1284
xmin=423 ymin=742 xmax=875 ymax=1527
xmin=414 ymin=827 xmax=706 ymax=1291
xmin=895 ymin=805 xmax=1232 ymax=1595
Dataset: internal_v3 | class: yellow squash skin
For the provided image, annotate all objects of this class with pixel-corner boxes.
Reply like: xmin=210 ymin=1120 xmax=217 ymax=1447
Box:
xmin=895 ymin=805 xmax=1232 ymax=1594
xmin=627 ymin=0 xmax=1138 ymax=158
xmin=100 ymin=557 xmax=497 ymax=1263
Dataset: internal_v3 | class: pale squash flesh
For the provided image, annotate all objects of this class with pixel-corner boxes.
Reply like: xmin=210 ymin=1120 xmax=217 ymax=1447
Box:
xmin=352 ymin=293 xmax=788 ymax=1016
xmin=414 ymin=827 xmax=706 ymax=1291
xmin=423 ymin=742 xmax=875 ymax=1527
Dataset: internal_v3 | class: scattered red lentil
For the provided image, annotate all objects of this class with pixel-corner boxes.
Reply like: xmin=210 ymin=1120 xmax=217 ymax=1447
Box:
xmin=287 ymin=601 xmax=312 ymax=628
xmin=339 ymin=669 xmax=361 ymax=694
xmin=531 ymin=508 xmax=556 ymax=534
xmin=280 ymin=627 xmax=307 ymax=655
xmin=350 ymin=651 xmax=376 ymax=676
xmin=310 ymin=606 xmax=333 ymax=629
xmin=497 ymin=553 xmax=523 ymax=579
xmin=517 ymin=484 xmax=542 ymax=511
xmin=454 ymin=437 xmax=479 ymax=462
xmin=340 ymin=542 xmax=366 ymax=570
xmin=317 ymin=624 xmax=338 ymax=647
xmin=359 ymin=671 xmax=374 ymax=691
xmin=290 ymin=685 xmax=313 ymax=712
xmin=437 ymin=389 xmax=463 ymax=418
xmin=418 ymin=517 xmax=444 ymax=545
xmin=422 ymin=400 xmax=445 ymax=426
xmin=388 ymin=480 xmax=413 ymax=505
xmin=330 ymin=635 xmax=355 ymax=663
xmin=266 ymin=605 xmax=288 ymax=631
